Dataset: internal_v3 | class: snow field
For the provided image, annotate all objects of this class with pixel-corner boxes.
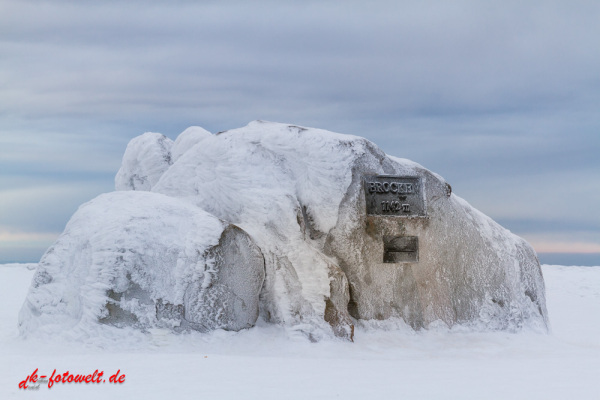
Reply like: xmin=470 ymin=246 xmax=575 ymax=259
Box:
xmin=1 ymin=263 xmax=599 ymax=399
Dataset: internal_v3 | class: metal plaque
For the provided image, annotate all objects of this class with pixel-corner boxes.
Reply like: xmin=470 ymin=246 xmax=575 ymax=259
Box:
xmin=364 ymin=175 xmax=425 ymax=217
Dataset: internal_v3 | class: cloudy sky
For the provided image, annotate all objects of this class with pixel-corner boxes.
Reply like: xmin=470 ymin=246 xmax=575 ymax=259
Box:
xmin=1 ymin=0 xmax=599 ymax=265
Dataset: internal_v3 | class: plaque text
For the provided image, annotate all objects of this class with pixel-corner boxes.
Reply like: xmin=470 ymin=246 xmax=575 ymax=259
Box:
xmin=364 ymin=176 xmax=425 ymax=217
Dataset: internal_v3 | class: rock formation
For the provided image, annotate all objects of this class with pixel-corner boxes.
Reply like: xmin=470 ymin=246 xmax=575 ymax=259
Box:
xmin=19 ymin=121 xmax=549 ymax=341
xmin=19 ymin=191 xmax=265 ymax=336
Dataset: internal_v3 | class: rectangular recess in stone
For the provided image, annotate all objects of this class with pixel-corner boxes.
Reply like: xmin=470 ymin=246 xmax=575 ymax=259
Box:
xmin=364 ymin=175 xmax=426 ymax=217
xmin=383 ymin=236 xmax=419 ymax=263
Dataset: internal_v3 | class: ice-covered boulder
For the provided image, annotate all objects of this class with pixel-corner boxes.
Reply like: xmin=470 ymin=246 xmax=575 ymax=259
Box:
xmin=115 ymin=132 xmax=173 ymax=191
xmin=324 ymin=159 xmax=547 ymax=331
xmin=19 ymin=191 xmax=265 ymax=337
xmin=170 ymin=126 xmax=212 ymax=162
xmin=20 ymin=120 xmax=548 ymax=341
xmin=150 ymin=121 xmax=548 ymax=336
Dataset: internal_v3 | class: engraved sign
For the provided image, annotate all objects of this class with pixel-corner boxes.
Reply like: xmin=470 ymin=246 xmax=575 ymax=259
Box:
xmin=364 ymin=175 xmax=425 ymax=216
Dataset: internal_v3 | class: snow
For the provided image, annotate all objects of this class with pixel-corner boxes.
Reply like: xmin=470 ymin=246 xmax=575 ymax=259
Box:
xmin=170 ymin=126 xmax=212 ymax=163
xmin=154 ymin=121 xmax=363 ymax=233
xmin=2 ymin=263 xmax=598 ymax=399
xmin=18 ymin=191 xmax=227 ymax=339
xmin=115 ymin=132 xmax=173 ymax=191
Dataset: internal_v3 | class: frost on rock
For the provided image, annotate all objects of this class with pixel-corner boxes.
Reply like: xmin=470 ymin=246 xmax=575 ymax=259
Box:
xmin=18 ymin=191 xmax=265 ymax=338
xmin=20 ymin=120 xmax=548 ymax=342
xmin=115 ymin=132 xmax=174 ymax=191
xmin=170 ymin=126 xmax=212 ymax=162
xmin=152 ymin=121 xmax=548 ymax=336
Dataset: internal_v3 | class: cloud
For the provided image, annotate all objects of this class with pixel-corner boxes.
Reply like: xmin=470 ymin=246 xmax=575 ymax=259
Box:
xmin=0 ymin=230 xmax=59 ymax=245
xmin=527 ymin=241 xmax=600 ymax=254
xmin=0 ymin=1 xmax=599 ymax=262
xmin=2 ymin=1 xmax=599 ymax=126
xmin=0 ymin=182 xmax=113 ymax=233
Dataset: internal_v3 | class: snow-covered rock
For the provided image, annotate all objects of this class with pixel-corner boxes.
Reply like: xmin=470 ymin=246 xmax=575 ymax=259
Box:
xmin=152 ymin=121 xmax=547 ymax=335
xmin=19 ymin=191 xmax=265 ymax=337
xmin=152 ymin=121 xmax=365 ymax=340
xmin=20 ymin=120 xmax=548 ymax=341
xmin=170 ymin=126 xmax=212 ymax=162
xmin=115 ymin=132 xmax=173 ymax=191
xmin=325 ymin=156 xmax=547 ymax=331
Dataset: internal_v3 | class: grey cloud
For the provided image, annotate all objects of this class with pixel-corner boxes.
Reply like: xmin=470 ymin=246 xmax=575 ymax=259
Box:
xmin=0 ymin=181 xmax=113 ymax=233
xmin=0 ymin=0 xmax=599 ymax=261
xmin=496 ymin=218 xmax=600 ymax=236
xmin=2 ymin=1 xmax=599 ymax=124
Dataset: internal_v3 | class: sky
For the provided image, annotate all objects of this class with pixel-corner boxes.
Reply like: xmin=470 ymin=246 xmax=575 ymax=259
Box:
xmin=1 ymin=0 xmax=599 ymax=265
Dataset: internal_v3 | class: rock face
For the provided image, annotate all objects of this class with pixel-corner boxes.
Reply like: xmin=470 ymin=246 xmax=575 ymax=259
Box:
xmin=19 ymin=191 xmax=265 ymax=336
xmin=324 ymin=158 xmax=547 ymax=331
xmin=188 ymin=224 xmax=265 ymax=331
xmin=151 ymin=121 xmax=547 ymax=335
xmin=19 ymin=121 xmax=548 ymax=340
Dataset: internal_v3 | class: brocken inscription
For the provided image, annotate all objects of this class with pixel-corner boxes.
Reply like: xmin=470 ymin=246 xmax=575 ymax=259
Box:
xmin=364 ymin=175 xmax=426 ymax=217
xmin=367 ymin=181 xmax=415 ymax=194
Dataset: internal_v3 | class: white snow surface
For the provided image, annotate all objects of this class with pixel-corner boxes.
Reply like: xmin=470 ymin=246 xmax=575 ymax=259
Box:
xmin=2 ymin=264 xmax=598 ymax=399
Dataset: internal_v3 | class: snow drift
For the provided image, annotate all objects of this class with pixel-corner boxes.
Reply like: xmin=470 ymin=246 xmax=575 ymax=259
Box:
xmin=19 ymin=121 xmax=548 ymax=341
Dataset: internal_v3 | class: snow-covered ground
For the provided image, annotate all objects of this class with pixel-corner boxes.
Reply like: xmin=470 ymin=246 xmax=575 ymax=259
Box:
xmin=1 ymin=263 xmax=598 ymax=399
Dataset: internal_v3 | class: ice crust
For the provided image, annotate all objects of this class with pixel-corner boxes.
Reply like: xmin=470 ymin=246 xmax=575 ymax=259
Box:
xmin=19 ymin=120 xmax=548 ymax=340
xmin=115 ymin=132 xmax=173 ymax=191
